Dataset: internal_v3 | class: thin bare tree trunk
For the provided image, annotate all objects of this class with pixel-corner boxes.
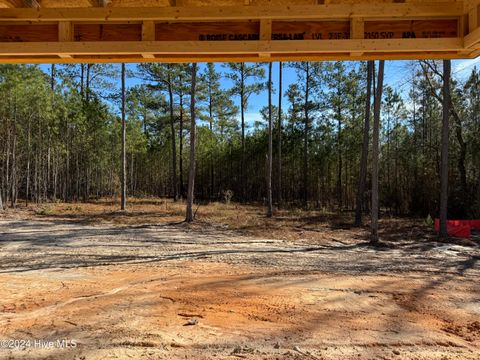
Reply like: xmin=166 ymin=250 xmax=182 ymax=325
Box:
xmin=267 ymin=62 xmax=273 ymax=217
xmin=208 ymin=78 xmax=215 ymax=198
xmin=371 ymin=60 xmax=385 ymax=244
xmin=303 ymin=62 xmax=310 ymax=208
xmin=337 ymin=101 xmax=342 ymax=208
xmin=179 ymin=92 xmax=184 ymax=198
xmin=186 ymin=63 xmax=197 ymax=223
xmin=51 ymin=64 xmax=55 ymax=92
xmin=355 ymin=60 xmax=373 ymax=226
xmin=167 ymin=67 xmax=178 ymax=201
xmin=10 ymin=124 xmax=17 ymax=208
xmin=121 ymin=63 xmax=127 ymax=211
xmin=277 ymin=61 xmax=283 ymax=206
xmin=439 ymin=60 xmax=451 ymax=239
xmin=130 ymin=153 xmax=135 ymax=195
xmin=80 ymin=64 xmax=85 ymax=99
xmin=5 ymin=119 xmax=10 ymax=206
xmin=26 ymin=116 xmax=31 ymax=206
xmin=240 ymin=63 xmax=246 ymax=201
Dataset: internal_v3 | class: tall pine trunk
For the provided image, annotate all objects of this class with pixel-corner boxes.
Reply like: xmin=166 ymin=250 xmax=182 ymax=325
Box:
xmin=167 ymin=67 xmax=178 ymax=201
xmin=277 ymin=62 xmax=283 ymax=206
xmin=267 ymin=62 xmax=273 ymax=217
xmin=121 ymin=63 xmax=127 ymax=211
xmin=303 ymin=62 xmax=310 ymax=208
xmin=209 ymin=81 xmax=215 ymax=198
xmin=439 ymin=60 xmax=451 ymax=239
xmin=240 ymin=63 xmax=246 ymax=201
xmin=355 ymin=60 xmax=373 ymax=226
xmin=337 ymin=100 xmax=342 ymax=208
xmin=10 ymin=124 xmax=17 ymax=208
xmin=26 ymin=116 xmax=32 ymax=206
xmin=179 ymin=92 xmax=184 ymax=198
xmin=186 ymin=63 xmax=197 ymax=222
xmin=371 ymin=60 xmax=385 ymax=244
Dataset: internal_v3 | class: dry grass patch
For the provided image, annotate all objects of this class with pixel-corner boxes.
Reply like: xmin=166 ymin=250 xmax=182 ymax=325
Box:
xmin=0 ymin=197 xmax=442 ymax=246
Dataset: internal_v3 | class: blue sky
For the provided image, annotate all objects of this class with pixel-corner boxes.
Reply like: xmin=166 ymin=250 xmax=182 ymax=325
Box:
xmin=128 ymin=60 xmax=480 ymax=125
xmin=41 ymin=58 xmax=480 ymax=125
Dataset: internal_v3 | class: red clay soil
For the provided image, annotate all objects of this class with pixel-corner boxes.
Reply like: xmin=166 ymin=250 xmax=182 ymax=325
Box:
xmin=0 ymin=203 xmax=478 ymax=359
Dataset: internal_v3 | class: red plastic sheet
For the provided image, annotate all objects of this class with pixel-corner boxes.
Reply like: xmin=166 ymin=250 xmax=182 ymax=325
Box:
xmin=434 ymin=219 xmax=475 ymax=238
xmin=468 ymin=220 xmax=480 ymax=230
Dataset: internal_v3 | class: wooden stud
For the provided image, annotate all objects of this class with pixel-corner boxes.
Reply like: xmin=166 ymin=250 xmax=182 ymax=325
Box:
xmin=469 ymin=5 xmax=479 ymax=33
xmin=350 ymin=18 xmax=364 ymax=40
xmin=260 ymin=19 xmax=272 ymax=41
xmin=142 ymin=21 xmax=155 ymax=58
xmin=350 ymin=19 xmax=364 ymax=56
xmin=142 ymin=20 xmax=155 ymax=41
xmin=58 ymin=21 xmax=73 ymax=42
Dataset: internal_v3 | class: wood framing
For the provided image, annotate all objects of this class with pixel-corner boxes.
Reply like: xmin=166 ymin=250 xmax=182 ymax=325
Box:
xmin=0 ymin=0 xmax=479 ymax=63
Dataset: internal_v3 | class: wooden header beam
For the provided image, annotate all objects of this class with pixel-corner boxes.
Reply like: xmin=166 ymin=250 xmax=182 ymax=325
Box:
xmin=0 ymin=0 xmax=479 ymax=63
xmin=0 ymin=4 xmax=467 ymax=21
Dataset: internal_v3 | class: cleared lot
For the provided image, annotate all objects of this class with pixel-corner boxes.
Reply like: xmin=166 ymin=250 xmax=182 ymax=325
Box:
xmin=0 ymin=211 xmax=479 ymax=359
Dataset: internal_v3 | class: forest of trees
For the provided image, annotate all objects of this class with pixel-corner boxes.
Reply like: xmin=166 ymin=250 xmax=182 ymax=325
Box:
xmin=0 ymin=61 xmax=479 ymax=222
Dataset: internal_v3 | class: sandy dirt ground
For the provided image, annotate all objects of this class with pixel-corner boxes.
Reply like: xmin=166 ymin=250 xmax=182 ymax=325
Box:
xmin=0 ymin=204 xmax=479 ymax=359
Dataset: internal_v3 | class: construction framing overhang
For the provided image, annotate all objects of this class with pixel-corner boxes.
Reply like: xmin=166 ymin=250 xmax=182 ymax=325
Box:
xmin=0 ymin=0 xmax=479 ymax=63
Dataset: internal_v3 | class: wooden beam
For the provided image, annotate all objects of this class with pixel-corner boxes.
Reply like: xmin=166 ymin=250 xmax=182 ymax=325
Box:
xmin=0 ymin=51 xmax=470 ymax=65
xmin=0 ymin=0 xmax=39 ymax=7
xmin=0 ymin=0 xmax=23 ymax=7
xmin=0 ymin=1 xmax=477 ymax=63
xmin=465 ymin=25 xmax=480 ymax=47
xmin=0 ymin=38 xmax=464 ymax=57
xmin=0 ymin=3 xmax=465 ymax=22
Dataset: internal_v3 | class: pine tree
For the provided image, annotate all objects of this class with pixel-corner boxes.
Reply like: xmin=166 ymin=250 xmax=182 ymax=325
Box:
xmin=439 ymin=60 xmax=451 ymax=239
xmin=121 ymin=63 xmax=127 ymax=211
xmin=267 ymin=62 xmax=273 ymax=217
xmin=355 ymin=60 xmax=373 ymax=226
xmin=186 ymin=63 xmax=198 ymax=223
xmin=371 ymin=60 xmax=385 ymax=244
xmin=224 ymin=62 xmax=265 ymax=200
xmin=277 ymin=62 xmax=283 ymax=206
